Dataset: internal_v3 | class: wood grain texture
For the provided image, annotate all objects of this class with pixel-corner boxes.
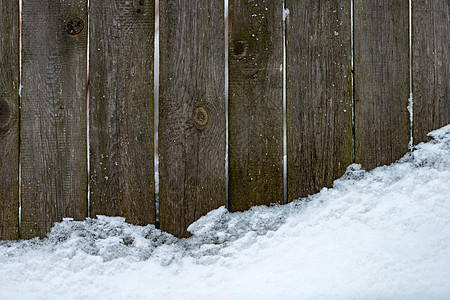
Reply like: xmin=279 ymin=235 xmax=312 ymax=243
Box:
xmin=21 ymin=0 xmax=88 ymax=239
xmin=228 ymin=0 xmax=283 ymax=211
xmin=286 ymin=1 xmax=353 ymax=201
xmin=354 ymin=0 xmax=410 ymax=170
xmin=413 ymin=0 xmax=449 ymax=143
xmin=159 ymin=0 xmax=225 ymax=237
xmin=89 ymin=0 xmax=155 ymax=225
xmin=0 ymin=0 xmax=19 ymax=240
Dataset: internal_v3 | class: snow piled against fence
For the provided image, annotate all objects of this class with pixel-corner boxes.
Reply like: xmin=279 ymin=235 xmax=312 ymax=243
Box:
xmin=1 ymin=125 xmax=450 ymax=300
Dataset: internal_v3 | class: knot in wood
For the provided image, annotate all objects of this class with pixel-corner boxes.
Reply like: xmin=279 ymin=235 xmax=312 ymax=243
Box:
xmin=0 ymin=98 xmax=11 ymax=127
xmin=232 ymin=40 xmax=248 ymax=58
xmin=135 ymin=0 xmax=145 ymax=14
xmin=66 ymin=17 xmax=84 ymax=35
xmin=193 ymin=106 xmax=209 ymax=127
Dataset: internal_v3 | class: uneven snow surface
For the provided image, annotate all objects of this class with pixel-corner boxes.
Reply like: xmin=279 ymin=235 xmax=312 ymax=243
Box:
xmin=1 ymin=125 xmax=450 ymax=300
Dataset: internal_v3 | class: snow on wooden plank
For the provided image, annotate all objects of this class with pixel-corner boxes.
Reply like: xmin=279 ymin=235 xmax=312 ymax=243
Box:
xmin=286 ymin=0 xmax=353 ymax=201
xmin=354 ymin=0 xmax=410 ymax=170
xmin=159 ymin=0 xmax=226 ymax=237
xmin=228 ymin=0 xmax=284 ymax=210
xmin=89 ymin=0 xmax=156 ymax=226
xmin=21 ymin=0 xmax=88 ymax=238
xmin=413 ymin=0 xmax=450 ymax=144
xmin=0 ymin=0 xmax=19 ymax=240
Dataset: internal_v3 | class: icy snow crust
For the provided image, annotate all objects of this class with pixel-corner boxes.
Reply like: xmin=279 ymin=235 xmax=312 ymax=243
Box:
xmin=1 ymin=125 xmax=450 ymax=300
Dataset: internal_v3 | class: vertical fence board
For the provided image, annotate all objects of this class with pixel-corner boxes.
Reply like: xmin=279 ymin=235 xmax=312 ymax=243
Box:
xmin=354 ymin=0 xmax=410 ymax=170
xmin=159 ymin=0 xmax=225 ymax=237
xmin=413 ymin=0 xmax=449 ymax=143
xmin=21 ymin=0 xmax=88 ymax=238
xmin=90 ymin=1 xmax=155 ymax=225
xmin=228 ymin=0 xmax=283 ymax=210
xmin=286 ymin=1 xmax=353 ymax=201
xmin=0 ymin=0 xmax=19 ymax=240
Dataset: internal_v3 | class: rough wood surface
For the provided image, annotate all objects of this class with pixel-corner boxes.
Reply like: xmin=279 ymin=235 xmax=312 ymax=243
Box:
xmin=286 ymin=0 xmax=353 ymax=201
xmin=21 ymin=0 xmax=88 ymax=239
xmin=413 ymin=0 xmax=449 ymax=143
xmin=0 ymin=0 xmax=19 ymax=240
xmin=228 ymin=0 xmax=283 ymax=211
xmin=354 ymin=0 xmax=410 ymax=170
xmin=89 ymin=0 xmax=155 ymax=225
xmin=159 ymin=0 xmax=225 ymax=237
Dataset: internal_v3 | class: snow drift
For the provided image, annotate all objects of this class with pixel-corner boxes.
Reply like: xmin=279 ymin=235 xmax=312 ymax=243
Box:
xmin=1 ymin=125 xmax=450 ymax=300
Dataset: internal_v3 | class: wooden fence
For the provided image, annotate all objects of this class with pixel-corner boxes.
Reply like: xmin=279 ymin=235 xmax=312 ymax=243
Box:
xmin=0 ymin=0 xmax=448 ymax=240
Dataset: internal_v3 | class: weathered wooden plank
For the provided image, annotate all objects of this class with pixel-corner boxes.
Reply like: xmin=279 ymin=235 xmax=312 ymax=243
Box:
xmin=286 ymin=1 xmax=353 ymax=201
xmin=228 ymin=0 xmax=283 ymax=211
xmin=0 ymin=0 xmax=19 ymax=240
xmin=413 ymin=0 xmax=449 ymax=143
xmin=90 ymin=0 xmax=155 ymax=225
xmin=159 ymin=0 xmax=225 ymax=237
xmin=354 ymin=0 xmax=410 ymax=170
xmin=21 ymin=0 xmax=88 ymax=238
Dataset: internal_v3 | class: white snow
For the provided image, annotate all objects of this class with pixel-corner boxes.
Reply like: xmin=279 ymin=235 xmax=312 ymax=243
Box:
xmin=1 ymin=125 xmax=450 ymax=300
xmin=282 ymin=8 xmax=290 ymax=21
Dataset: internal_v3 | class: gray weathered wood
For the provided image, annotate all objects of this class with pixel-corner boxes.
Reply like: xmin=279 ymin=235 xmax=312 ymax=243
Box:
xmin=159 ymin=0 xmax=225 ymax=237
xmin=354 ymin=0 xmax=410 ymax=170
xmin=0 ymin=0 xmax=19 ymax=240
xmin=228 ymin=0 xmax=283 ymax=210
xmin=89 ymin=0 xmax=155 ymax=225
xmin=413 ymin=0 xmax=449 ymax=143
xmin=21 ymin=0 xmax=88 ymax=238
xmin=286 ymin=1 xmax=353 ymax=201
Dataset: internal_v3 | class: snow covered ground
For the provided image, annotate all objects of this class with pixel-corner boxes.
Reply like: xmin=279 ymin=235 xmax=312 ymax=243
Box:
xmin=1 ymin=125 xmax=450 ymax=300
